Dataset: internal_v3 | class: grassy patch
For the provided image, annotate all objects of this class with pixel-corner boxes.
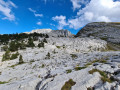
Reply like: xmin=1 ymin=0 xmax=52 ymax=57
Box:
xmin=66 ymin=69 xmax=72 ymax=74
xmin=89 ymin=69 xmax=107 ymax=77
xmin=74 ymin=67 xmax=86 ymax=71
xmin=85 ymin=58 xmax=107 ymax=67
xmin=101 ymin=77 xmax=112 ymax=83
xmin=0 ymin=81 xmax=8 ymax=84
xmin=85 ymin=60 xmax=99 ymax=67
xmin=89 ymin=69 xmax=113 ymax=83
xmin=10 ymin=62 xmax=26 ymax=68
xmin=61 ymin=79 xmax=76 ymax=90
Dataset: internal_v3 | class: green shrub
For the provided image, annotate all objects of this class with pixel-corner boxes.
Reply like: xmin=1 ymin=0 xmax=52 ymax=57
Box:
xmin=10 ymin=52 xmax=19 ymax=60
xmin=66 ymin=69 xmax=72 ymax=74
xmin=61 ymin=79 xmax=76 ymax=90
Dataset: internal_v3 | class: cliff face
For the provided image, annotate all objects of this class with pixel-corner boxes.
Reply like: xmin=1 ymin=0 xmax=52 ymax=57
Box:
xmin=76 ymin=22 xmax=120 ymax=44
xmin=51 ymin=29 xmax=73 ymax=37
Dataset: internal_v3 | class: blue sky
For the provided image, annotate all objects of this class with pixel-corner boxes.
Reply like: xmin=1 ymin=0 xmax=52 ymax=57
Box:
xmin=0 ymin=0 xmax=120 ymax=34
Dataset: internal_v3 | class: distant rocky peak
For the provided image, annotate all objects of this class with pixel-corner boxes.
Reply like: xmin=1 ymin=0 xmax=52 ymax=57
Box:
xmin=25 ymin=29 xmax=52 ymax=34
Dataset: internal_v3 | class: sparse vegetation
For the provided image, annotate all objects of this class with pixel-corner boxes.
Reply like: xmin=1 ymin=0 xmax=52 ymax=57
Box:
xmin=74 ymin=67 xmax=86 ymax=71
xmin=89 ymin=69 xmax=113 ymax=83
xmin=56 ymin=46 xmax=61 ymax=49
xmin=66 ymin=69 xmax=72 ymax=74
xmin=10 ymin=64 xmax=19 ymax=68
xmin=61 ymin=79 xmax=76 ymax=90
xmin=85 ymin=58 xmax=107 ymax=67
xmin=0 ymin=81 xmax=8 ymax=84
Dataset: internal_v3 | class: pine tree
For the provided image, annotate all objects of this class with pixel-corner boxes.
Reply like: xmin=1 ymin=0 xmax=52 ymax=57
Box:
xmin=9 ymin=41 xmax=18 ymax=51
xmin=38 ymin=42 xmax=44 ymax=48
xmin=43 ymin=38 xmax=47 ymax=43
xmin=19 ymin=55 xmax=24 ymax=64
xmin=2 ymin=50 xmax=10 ymax=61
xmin=27 ymin=37 xmax=35 ymax=47
xmin=10 ymin=52 xmax=19 ymax=60
xmin=1 ymin=45 xmax=8 ymax=51
xmin=45 ymin=52 xmax=50 ymax=59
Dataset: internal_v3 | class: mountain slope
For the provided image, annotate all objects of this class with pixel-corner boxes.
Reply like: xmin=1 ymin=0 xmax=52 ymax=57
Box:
xmin=76 ymin=22 xmax=120 ymax=44
xmin=0 ymin=26 xmax=120 ymax=90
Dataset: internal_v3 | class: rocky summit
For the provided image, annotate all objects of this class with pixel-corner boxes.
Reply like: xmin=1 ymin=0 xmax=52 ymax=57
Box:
xmin=0 ymin=25 xmax=120 ymax=90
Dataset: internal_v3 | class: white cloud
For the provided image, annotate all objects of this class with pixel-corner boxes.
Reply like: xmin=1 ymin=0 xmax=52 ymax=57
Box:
xmin=34 ymin=13 xmax=43 ymax=17
xmin=28 ymin=8 xmax=36 ymax=13
xmin=28 ymin=8 xmax=43 ymax=17
xmin=68 ymin=0 xmax=120 ymax=29
xmin=71 ymin=0 xmax=81 ymax=11
xmin=52 ymin=15 xmax=68 ymax=29
xmin=43 ymin=0 xmax=55 ymax=4
xmin=37 ymin=21 xmax=42 ymax=25
xmin=71 ymin=0 xmax=89 ymax=11
xmin=50 ymin=23 xmax=55 ymax=26
xmin=0 ymin=0 xmax=17 ymax=21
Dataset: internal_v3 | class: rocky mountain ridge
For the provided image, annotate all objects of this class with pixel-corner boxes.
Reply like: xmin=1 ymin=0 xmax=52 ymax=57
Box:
xmin=25 ymin=29 xmax=73 ymax=37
